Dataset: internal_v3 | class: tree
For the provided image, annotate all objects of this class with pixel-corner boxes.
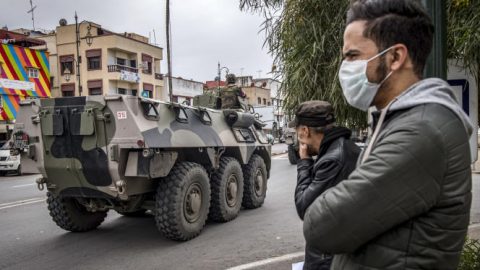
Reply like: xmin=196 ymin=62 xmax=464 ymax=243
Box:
xmin=240 ymin=0 xmax=480 ymax=128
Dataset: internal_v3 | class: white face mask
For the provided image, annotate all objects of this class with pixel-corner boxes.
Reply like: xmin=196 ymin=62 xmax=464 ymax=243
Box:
xmin=339 ymin=47 xmax=394 ymax=111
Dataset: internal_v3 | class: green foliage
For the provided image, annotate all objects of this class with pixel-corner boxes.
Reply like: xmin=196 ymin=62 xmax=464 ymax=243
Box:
xmin=241 ymin=0 xmax=366 ymax=128
xmin=458 ymin=238 xmax=480 ymax=270
xmin=240 ymin=0 xmax=480 ymax=128
xmin=447 ymin=0 xmax=480 ymax=89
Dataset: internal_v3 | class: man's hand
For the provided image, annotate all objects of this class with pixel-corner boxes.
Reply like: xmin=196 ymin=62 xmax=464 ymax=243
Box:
xmin=299 ymin=143 xmax=310 ymax=160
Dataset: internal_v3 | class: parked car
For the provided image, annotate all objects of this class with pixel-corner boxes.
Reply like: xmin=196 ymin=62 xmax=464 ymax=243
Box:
xmin=0 ymin=143 xmax=21 ymax=176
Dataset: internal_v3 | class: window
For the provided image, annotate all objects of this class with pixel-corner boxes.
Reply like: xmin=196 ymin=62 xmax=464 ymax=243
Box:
xmin=27 ymin=68 xmax=39 ymax=78
xmin=130 ymin=59 xmax=137 ymax=68
xmin=263 ymin=98 xmax=266 ymax=105
xmin=89 ymin=88 xmax=102 ymax=95
xmin=131 ymin=89 xmax=137 ymax=96
xmin=88 ymin=80 xmax=102 ymax=95
xmin=61 ymin=83 xmax=75 ymax=96
xmin=257 ymin=97 xmax=261 ymax=105
xmin=117 ymin=58 xmax=126 ymax=66
xmin=86 ymin=49 xmax=101 ymax=70
xmin=117 ymin=88 xmax=127 ymax=95
xmin=267 ymin=102 xmax=271 ymax=106
xmin=60 ymin=55 xmax=74 ymax=75
xmin=142 ymin=54 xmax=152 ymax=74
xmin=143 ymin=83 xmax=153 ymax=98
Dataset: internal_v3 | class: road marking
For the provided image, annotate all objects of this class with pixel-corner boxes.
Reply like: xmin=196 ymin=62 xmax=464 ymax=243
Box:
xmin=227 ymin=251 xmax=304 ymax=270
xmin=272 ymin=154 xmax=288 ymax=160
xmin=11 ymin=183 xmax=36 ymax=188
xmin=0 ymin=197 xmax=44 ymax=210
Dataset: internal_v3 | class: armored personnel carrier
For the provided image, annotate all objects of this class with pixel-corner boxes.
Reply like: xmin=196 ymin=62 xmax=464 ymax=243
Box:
xmin=11 ymin=94 xmax=271 ymax=241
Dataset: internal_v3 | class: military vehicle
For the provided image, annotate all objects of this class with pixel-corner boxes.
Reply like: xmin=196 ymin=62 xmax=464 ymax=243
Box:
xmin=11 ymin=94 xmax=271 ymax=241
xmin=284 ymin=127 xmax=299 ymax=165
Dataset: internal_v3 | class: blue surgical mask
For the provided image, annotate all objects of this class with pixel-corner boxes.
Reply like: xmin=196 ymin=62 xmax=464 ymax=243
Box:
xmin=339 ymin=47 xmax=394 ymax=111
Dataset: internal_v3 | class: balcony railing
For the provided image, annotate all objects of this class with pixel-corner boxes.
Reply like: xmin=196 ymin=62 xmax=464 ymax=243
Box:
xmin=107 ymin=65 xmax=138 ymax=73
xmin=155 ymin=73 xmax=163 ymax=80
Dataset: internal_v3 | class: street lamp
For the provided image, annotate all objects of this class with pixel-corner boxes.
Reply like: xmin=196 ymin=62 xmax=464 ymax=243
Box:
xmin=73 ymin=11 xmax=93 ymax=96
xmin=64 ymin=68 xmax=71 ymax=82
xmin=217 ymin=62 xmax=229 ymax=92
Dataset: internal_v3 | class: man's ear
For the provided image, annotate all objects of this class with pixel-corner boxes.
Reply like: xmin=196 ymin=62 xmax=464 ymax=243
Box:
xmin=389 ymin=44 xmax=410 ymax=72
xmin=298 ymin=126 xmax=309 ymax=137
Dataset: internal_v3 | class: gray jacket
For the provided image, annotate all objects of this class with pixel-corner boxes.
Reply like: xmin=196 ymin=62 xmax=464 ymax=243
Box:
xmin=303 ymin=78 xmax=473 ymax=270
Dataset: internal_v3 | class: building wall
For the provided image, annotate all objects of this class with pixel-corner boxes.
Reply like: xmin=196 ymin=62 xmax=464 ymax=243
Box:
xmin=163 ymin=76 xmax=204 ymax=104
xmin=0 ymin=44 xmax=50 ymax=121
xmin=242 ymin=86 xmax=271 ymax=107
xmin=35 ymin=23 xmax=164 ymax=98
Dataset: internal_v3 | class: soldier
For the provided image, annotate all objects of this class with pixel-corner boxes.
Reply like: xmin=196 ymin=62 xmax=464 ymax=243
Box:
xmin=220 ymin=74 xmax=247 ymax=110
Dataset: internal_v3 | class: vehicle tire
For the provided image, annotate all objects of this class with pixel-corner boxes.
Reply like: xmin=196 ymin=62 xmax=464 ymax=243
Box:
xmin=288 ymin=144 xmax=299 ymax=165
xmin=116 ymin=209 xmax=149 ymax=217
xmin=16 ymin=165 xmax=22 ymax=176
xmin=155 ymin=162 xmax=211 ymax=241
xmin=209 ymin=157 xmax=244 ymax=222
xmin=242 ymin=154 xmax=268 ymax=209
xmin=46 ymin=192 xmax=107 ymax=232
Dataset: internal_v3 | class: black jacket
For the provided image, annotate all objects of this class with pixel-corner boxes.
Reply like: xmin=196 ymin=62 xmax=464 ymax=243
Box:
xmin=295 ymin=127 xmax=360 ymax=270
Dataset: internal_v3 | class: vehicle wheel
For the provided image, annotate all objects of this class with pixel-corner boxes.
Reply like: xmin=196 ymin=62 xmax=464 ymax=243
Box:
xmin=242 ymin=154 xmax=268 ymax=209
xmin=288 ymin=144 xmax=299 ymax=165
xmin=16 ymin=165 xmax=22 ymax=176
xmin=116 ymin=209 xmax=149 ymax=217
xmin=46 ymin=192 xmax=107 ymax=232
xmin=209 ymin=157 xmax=244 ymax=222
xmin=155 ymin=162 xmax=211 ymax=241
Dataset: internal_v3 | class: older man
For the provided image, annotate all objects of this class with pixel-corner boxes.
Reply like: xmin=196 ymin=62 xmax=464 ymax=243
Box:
xmin=291 ymin=100 xmax=360 ymax=270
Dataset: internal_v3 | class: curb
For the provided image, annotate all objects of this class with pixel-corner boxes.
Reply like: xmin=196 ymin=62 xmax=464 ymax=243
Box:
xmin=468 ymin=223 xmax=480 ymax=240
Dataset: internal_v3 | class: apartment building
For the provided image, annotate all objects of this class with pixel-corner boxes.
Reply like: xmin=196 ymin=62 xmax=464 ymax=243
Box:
xmin=163 ymin=76 xmax=204 ymax=105
xmin=22 ymin=19 xmax=163 ymax=98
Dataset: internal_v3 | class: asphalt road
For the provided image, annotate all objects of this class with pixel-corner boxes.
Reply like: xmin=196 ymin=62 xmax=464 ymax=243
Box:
xmin=0 ymin=155 xmax=306 ymax=270
xmin=0 ymin=157 xmax=479 ymax=270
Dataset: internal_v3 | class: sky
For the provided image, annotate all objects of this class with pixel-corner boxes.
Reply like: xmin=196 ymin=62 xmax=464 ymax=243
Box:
xmin=0 ymin=0 xmax=275 ymax=82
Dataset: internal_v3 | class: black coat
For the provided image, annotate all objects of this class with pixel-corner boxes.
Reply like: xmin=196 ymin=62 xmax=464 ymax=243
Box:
xmin=295 ymin=127 xmax=360 ymax=270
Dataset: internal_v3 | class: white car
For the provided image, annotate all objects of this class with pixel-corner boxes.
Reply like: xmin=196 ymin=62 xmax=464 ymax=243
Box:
xmin=0 ymin=144 xmax=21 ymax=176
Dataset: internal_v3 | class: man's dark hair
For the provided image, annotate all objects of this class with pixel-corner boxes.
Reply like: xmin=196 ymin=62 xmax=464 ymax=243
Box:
xmin=347 ymin=0 xmax=434 ymax=77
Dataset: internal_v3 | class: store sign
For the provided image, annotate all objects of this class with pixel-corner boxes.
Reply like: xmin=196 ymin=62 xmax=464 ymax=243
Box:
xmin=0 ymin=78 xmax=35 ymax=91
xmin=119 ymin=70 xmax=140 ymax=83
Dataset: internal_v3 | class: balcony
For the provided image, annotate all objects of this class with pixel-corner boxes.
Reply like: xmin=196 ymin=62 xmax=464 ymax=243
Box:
xmin=155 ymin=73 xmax=163 ymax=80
xmin=107 ymin=65 xmax=138 ymax=73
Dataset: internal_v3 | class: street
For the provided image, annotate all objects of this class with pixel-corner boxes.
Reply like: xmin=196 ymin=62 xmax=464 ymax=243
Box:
xmin=1 ymin=156 xmax=479 ymax=270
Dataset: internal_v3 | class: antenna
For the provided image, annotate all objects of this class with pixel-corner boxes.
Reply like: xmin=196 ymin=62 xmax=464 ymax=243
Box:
xmin=27 ymin=0 xmax=37 ymax=30
xmin=153 ymin=29 xmax=157 ymax=45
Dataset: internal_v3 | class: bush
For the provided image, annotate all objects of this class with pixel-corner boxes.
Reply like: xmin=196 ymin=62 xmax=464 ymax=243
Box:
xmin=458 ymin=238 xmax=480 ymax=270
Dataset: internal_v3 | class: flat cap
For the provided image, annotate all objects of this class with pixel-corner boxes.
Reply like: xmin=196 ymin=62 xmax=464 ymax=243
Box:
xmin=288 ymin=100 xmax=335 ymax=128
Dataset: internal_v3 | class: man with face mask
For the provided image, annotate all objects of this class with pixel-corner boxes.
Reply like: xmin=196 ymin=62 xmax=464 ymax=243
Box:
xmin=290 ymin=101 xmax=360 ymax=270
xmin=303 ymin=0 xmax=473 ymax=269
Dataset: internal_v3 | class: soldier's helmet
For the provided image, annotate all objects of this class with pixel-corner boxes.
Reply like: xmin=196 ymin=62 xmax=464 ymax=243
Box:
xmin=226 ymin=73 xmax=236 ymax=84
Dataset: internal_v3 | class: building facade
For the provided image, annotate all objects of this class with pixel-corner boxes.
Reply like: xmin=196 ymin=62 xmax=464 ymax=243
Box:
xmin=0 ymin=40 xmax=50 ymax=142
xmin=24 ymin=20 xmax=163 ymax=99
xmin=162 ymin=76 xmax=204 ymax=105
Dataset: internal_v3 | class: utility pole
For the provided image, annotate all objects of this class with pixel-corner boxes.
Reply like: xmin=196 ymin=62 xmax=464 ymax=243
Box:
xmin=166 ymin=0 xmax=174 ymax=102
xmin=27 ymin=0 xmax=36 ymax=31
xmin=422 ymin=0 xmax=447 ymax=80
xmin=75 ymin=12 xmax=82 ymax=96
